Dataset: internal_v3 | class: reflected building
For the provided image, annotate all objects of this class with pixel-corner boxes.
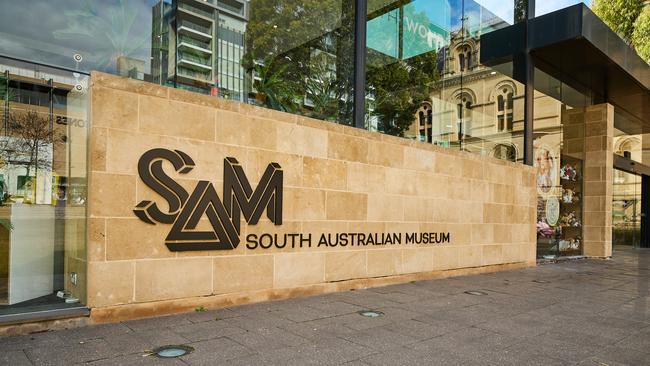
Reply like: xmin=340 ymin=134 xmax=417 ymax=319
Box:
xmin=151 ymin=0 xmax=248 ymax=100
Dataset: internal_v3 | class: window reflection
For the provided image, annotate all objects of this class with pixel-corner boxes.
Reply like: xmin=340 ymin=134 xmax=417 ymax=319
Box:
xmin=0 ymin=57 xmax=88 ymax=312
xmin=0 ymin=0 xmax=355 ymax=125
xmin=366 ymin=0 xmax=522 ymax=163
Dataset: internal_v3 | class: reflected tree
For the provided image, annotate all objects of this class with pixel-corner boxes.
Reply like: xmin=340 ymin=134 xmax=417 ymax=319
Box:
xmin=243 ymin=0 xmax=354 ymax=123
xmin=366 ymin=51 xmax=439 ymax=137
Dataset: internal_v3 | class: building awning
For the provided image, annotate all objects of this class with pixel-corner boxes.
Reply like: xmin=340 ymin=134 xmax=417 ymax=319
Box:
xmin=480 ymin=4 xmax=650 ymax=130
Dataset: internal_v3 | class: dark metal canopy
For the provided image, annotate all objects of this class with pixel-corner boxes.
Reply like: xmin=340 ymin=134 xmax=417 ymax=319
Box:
xmin=481 ymin=4 xmax=650 ymax=131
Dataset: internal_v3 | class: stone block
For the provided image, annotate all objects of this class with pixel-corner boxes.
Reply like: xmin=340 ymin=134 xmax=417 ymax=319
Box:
xmin=303 ymin=157 xmax=347 ymax=190
xmin=105 ymin=218 xmax=175 ymax=260
xmin=432 ymin=246 xmax=459 ymax=270
xmin=368 ymin=141 xmax=404 ymax=168
xmin=402 ymin=248 xmax=433 ymax=273
xmin=325 ymin=251 xmax=367 ymax=281
xmin=275 ymin=253 xmax=325 ymax=287
xmin=328 ymin=133 xmax=368 ymax=163
xmin=326 ymin=191 xmax=367 ymax=220
xmin=89 ymin=172 xmax=137 ymax=218
xmin=135 ymin=258 xmax=212 ymax=302
xmin=87 ymin=261 xmax=134 ymax=308
xmin=213 ymin=255 xmax=274 ymax=293
xmin=91 ymin=87 xmax=138 ymax=131
xmin=367 ymin=249 xmax=402 ymax=277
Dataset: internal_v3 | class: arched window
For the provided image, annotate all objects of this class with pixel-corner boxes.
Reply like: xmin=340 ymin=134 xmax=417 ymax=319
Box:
xmin=457 ymin=45 xmax=473 ymax=72
xmin=496 ymin=86 xmax=514 ymax=132
xmin=416 ymin=103 xmax=433 ymax=143
xmin=492 ymin=144 xmax=517 ymax=162
xmin=454 ymin=92 xmax=473 ymax=138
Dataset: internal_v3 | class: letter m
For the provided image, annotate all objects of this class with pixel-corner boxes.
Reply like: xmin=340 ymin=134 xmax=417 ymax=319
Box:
xmin=223 ymin=157 xmax=283 ymax=235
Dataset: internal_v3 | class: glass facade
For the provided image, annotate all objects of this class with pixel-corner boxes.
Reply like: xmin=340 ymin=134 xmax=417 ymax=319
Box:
xmin=0 ymin=0 xmax=643 ymax=316
xmin=0 ymin=57 xmax=88 ymax=314
xmin=536 ymin=1 xmax=590 ymax=17
xmin=365 ymin=0 xmax=525 ymax=162
xmin=613 ymin=169 xmax=642 ymax=248
xmin=532 ymin=68 xmax=594 ymax=258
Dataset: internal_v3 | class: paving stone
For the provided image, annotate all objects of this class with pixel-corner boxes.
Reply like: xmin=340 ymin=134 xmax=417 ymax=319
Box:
xmin=24 ymin=338 xmax=115 ymax=366
xmin=3 ymin=248 xmax=650 ymax=365
xmin=0 ymin=350 xmax=32 ymax=366
xmin=180 ymin=337 xmax=254 ymax=365
xmin=123 ymin=314 xmax=192 ymax=332
xmin=339 ymin=325 xmax=420 ymax=350
xmin=361 ymin=346 xmax=481 ymax=366
xmin=594 ymin=346 xmax=650 ymax=365
xmin=171 ymin=320 xmax=245 ymax=343
xmin=86 ymin=353 xmax=186 ymax=366
xmin=0 ymin=331 xmax=65 ymax=352
xmin=225 ymin=326 xmax=308 ymax=352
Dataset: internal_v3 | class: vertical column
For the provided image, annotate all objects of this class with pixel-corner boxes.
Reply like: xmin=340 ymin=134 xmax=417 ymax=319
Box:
xmin=353 ymin=0 xmax=367 ymax=129
xmin=582 ymin=103 xmax=614 ymax=257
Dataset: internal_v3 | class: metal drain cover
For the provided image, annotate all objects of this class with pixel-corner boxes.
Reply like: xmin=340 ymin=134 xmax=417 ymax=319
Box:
xmin=153 ymin=345 xmax=194 ymax=358
xmin=464 ymin=290 xmax=489 ymax=296
xmin=532 ymin=279 xmax=550 ymax=283
xmin=358 ymin=310 xmax=384 ymax=318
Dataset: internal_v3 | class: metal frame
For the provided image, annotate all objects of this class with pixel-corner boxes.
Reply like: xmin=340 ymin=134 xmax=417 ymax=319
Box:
xmin=523 ymin=0 xmax=535 ymax=166
xmin=0 ymin=306 xmax=89 ymax=326
xmin=353 ymin=0 xmax=367 ymax=129
xmin=613 ymin=154 xmax=650 ymax=249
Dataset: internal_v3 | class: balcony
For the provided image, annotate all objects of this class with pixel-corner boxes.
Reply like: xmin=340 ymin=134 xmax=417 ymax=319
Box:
xmin=177 ymin=67 xmax=211 ymax=83
xmin=178 ymin=36 xmax=212 ymax=54
xmin=178 ymin=2 xmax=214 ymax=19
xmin=178 ymin=21 xmax=212 ymax=40
xmin=178 ymin=52 xmax=212 ymax=71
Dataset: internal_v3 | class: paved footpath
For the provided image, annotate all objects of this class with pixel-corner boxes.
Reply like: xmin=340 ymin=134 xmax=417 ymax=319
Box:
xmin=2 ymin=248 xmax=650 ymax=366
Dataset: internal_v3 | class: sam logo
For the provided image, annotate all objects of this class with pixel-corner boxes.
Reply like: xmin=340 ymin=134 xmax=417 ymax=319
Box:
xmin=133 ymin=148 xmax=283 ymax=251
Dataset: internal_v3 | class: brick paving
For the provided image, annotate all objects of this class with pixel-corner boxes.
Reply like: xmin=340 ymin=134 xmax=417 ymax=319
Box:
xmin=1 ymin=247 xmax=649 ymax=365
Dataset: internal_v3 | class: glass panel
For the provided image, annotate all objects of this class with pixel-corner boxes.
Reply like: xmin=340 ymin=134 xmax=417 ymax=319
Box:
xmin=0 ymin=0 xmax=354 ymax=125
xmin=0 ymin=57 xmax=88 ymax=315
xmin=365 ymin=0 xmax=524 ymax=163
xmin=613 ymin=169 xmax=641 ymax=248
xmin=535 ymin=1 xmax=590 ymax=17
xmin=533 ymin=68 xmax=589 ymax=258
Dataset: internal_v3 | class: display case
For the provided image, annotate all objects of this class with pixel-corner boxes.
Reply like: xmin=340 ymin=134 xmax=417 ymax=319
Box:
xmin=536 ymin=154 xmax=583 ymax=258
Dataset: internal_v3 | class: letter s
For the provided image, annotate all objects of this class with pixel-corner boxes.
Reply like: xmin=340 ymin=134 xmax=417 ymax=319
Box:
xmin=134 ymin=148 xmax=194 ymax=225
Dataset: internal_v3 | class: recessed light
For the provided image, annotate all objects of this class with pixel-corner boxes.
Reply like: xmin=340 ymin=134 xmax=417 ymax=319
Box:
xmin=153 ymin=345 xmax=194 ymax=358
xmin=358 ymin=310 xmax=384 ymax=318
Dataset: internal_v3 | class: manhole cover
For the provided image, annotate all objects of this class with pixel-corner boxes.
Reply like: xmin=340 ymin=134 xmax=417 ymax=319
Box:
xmin=464 ymin=290 xmax=489 ymax=296
xmin=358 ymin=310 xmax=384 ymax=318
xmin=153 ymin=345 xmax=194 ymax=358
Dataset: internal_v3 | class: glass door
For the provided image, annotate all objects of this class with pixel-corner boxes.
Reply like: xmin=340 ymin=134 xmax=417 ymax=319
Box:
xmin=612 ymin=169 xmax=641 ymax=248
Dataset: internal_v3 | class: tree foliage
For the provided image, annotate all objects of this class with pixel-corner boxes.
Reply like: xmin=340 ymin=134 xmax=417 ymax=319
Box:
xmin=3 ymin=111 xmax=58 ymax=177
xmin=592 ymin=0 xmax=649 ymax=63
xmin=243 ymin=0 xmax=355 ymax=123
xmin=632 ymin=5 xmax=650 ymax=62
xmin=367 ymin=51 xmax=439 ymax=137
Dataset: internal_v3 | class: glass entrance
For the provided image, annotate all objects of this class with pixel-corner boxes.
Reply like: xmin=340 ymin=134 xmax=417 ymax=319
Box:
xmin=612 ymin=169 xmax=641 ymax=248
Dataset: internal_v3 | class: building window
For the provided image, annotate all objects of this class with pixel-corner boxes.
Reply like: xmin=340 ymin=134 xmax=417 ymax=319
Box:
xmin=496 ymin=86 xmax=514 ymax=132
xmin=454 ymin=92 xmax=473 ymax=139
xmin=492 ymin=144 xmax=517 ymax=162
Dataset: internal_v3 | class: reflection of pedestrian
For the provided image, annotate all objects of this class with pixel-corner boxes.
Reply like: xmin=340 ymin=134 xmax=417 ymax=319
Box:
xmin=537 ymin=149 xmax=553 ymax=192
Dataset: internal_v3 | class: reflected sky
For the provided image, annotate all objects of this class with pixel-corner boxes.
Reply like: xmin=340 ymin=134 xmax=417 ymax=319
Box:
xmin=0 ymin=0 xmax=592 ymax=74
xmin=0 ymin=0 xmax=164 ymax=73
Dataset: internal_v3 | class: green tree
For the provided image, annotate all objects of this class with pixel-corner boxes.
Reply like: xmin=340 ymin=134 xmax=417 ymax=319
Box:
xmin=366 ymin=51 xmax=439 ymax=137
xmin=632 ymin=5 xmax=650 ymax=62
xmin=592 ymin=0 xmax=649 ymax=63
xmin=243 ymin=0 xmax=355 ymax=123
